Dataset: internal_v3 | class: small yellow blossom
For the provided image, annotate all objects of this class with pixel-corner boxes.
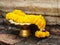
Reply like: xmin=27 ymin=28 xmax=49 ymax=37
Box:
xmin=35 ymin=30 xmax=50 ymax=38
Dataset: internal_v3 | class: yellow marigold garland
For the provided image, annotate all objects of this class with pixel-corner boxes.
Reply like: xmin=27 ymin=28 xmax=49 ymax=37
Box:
xmin=6 ymin=13 xmax=46 ymax=30
xmin=5 ymin=9 xmax=50 ymax=38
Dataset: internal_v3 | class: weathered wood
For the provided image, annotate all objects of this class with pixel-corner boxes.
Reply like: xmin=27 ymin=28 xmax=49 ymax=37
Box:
xmin=0 ymin=41 xmax=10 ymax=45
xmin=0 ymin=0 xmax=59 ymax=16
xmin=0 ymin=0 xmax=60 ymax=25
xmin=45 ymin=16 xmax=60 ymax=25
xmin=0 ymin=34 xmax=20 ymax=45
xmin=46 ymin=25 xmax=60 ymax=35
xmin=0 ymin=12 xmax=60 ymax=25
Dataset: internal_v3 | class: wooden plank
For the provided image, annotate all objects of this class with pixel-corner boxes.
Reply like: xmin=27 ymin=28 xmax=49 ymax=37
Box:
xmin=0 ymin=34 xmax=20 ymax=45
xmin=0 ymin=0 xmax=59 ymax=16
xmin=0 ymin=0 xmax=60 ymax=25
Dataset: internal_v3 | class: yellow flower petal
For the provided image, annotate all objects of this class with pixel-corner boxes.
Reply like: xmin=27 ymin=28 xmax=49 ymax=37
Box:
xmin=45 ymin=31 xmax=50 ymax=37
xmin=12 ymin=9 xmax=26 ymax=16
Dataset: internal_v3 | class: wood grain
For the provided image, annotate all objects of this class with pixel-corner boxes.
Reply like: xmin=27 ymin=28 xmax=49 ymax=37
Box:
xmin=0 ymin=0 xmax=60 ymax=25
xmin=0 ymin=0 xmax=59 ymax=16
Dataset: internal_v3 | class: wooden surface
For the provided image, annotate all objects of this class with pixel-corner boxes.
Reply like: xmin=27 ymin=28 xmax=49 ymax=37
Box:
xmin=0 ymin=0 xmax=59 ymax=16
xmin=0 ymin=25 xmax=60 ymax=45
xmin=0 ymin=0 xmax=60 ymax=25
xmin=0 ymin=12 xmax=60 ymax=45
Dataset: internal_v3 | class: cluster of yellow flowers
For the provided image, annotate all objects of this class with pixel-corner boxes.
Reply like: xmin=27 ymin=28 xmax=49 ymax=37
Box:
xmin=35 ymin=30 xmax=50 ymax=38
xmin=6 ymin=10 xmax=50 ymax=38
xmin=6 ymin=10 xmax=46 ymax=30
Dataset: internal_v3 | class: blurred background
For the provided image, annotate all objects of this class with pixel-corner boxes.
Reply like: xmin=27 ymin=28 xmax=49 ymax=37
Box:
xmin=0 ymin=0 xmax=60 ymax=45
